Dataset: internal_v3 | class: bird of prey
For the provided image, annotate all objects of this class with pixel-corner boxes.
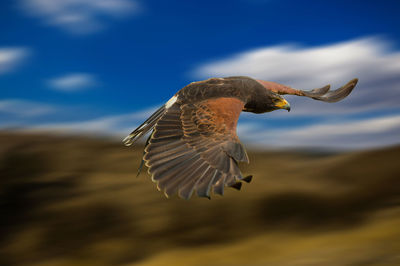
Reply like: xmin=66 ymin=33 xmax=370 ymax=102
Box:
xmin=123 ymin=76 xmax=358 ymax=199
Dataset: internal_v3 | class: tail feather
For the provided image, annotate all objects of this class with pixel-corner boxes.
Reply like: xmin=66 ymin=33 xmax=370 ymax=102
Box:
xmin=123 ymin=105 xmax=166 ymax=146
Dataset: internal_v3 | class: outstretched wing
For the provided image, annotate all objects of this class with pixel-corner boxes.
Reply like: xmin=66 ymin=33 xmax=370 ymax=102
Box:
xmin=257 ymin=78 xmax=358 ymax=103
xmin=143 ymin=97 xmax=249 ymax=199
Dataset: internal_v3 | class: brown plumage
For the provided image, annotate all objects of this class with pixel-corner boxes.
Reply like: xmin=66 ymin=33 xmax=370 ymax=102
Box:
xmin=124 ymin=76 xmax=358 ymax=199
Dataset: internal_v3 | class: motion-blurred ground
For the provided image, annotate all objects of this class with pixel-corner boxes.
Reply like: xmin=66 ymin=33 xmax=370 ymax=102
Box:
xmin=0 ymin=132 xmax=399 ymax=266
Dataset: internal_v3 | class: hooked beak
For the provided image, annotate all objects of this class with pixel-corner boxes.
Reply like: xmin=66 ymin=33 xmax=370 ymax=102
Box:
xmin=275 ymin=98 xmax=291 ymax=112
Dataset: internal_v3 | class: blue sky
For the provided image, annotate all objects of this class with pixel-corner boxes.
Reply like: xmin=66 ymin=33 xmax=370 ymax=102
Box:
xmin=1 ymin=0 xmax=400 ymax=149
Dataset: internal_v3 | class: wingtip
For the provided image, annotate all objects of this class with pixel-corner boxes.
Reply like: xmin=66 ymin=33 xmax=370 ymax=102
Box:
xmin=340 ymin=78 xmax=358 ymax=93
xmin=163 ymin=190 xmax=171 ymax=199
xmin=230 ymin=182 xmax=242 ymax=191
xmin=123 ymin=131 xmax=145 ymax=146
xmin=321 ymin=84 xmax=330 ymax=90
xmin=348 ymin=78 xmax=359 ymax=87
xmin=242 ymin=175 xmax=253 ymax=183
xmin=305 ymin=84 xmax=331 ymax=97
xmin=122 ymin=135 xmax=133 ymax=146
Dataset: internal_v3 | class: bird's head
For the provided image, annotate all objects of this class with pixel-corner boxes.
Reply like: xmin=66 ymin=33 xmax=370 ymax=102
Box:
xmin=270 ymin=93 xmax=291 ymax=112
xmin=243 ymin=87 xmax=291 ymax=113
xmin=251 ymin=79 xmax=291 ymax=113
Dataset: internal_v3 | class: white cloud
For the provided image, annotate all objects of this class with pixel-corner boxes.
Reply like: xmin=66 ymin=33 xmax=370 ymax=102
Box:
xmin=193 ymin=37 xmax=400 ymax=116
xmin=21 ymin=109 xmax=399 ymax=150
xmin=29 ymin=106 xmax=158 ymax=136
xmin=0 ymin=47 xmax=30 ymax=74
xmin=3 ymin=37 xmax=399 ymax=150
xmin=238 ymin=114 xmax=400 ymax=150
xmin=3 ymin=99 xmax=399 ymax=150
xmin=0 ymin=99 xmax=55 ymax=117
xmin=20 ymin=0 xmax=141 ymax=34
xmin=47 ymin=73 xmax=98 ymax=91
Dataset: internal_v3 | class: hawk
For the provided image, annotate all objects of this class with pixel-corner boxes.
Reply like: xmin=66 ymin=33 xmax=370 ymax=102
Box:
xmin=124 ymin=76 xmax=358 ymax=199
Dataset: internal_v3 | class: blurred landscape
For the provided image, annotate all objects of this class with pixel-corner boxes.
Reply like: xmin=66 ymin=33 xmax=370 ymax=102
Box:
xmin=0 ymin=131 xmax=399 ymax=266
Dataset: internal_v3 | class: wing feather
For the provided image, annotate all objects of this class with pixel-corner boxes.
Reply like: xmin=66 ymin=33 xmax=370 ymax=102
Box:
xmin=144 ymin=97 xmax=249 ymax=199
xmin=195 ymin=169 xmax=219 ymax=198
xmin=213 ymin=174 xmax=227 ymax=195
xmin=181 ymin=167 xmax=216 ymax=199
xmin=144 ymin=140 xmax=184 ymax=155
xmin=258 ymin=78 xmax=358 ymax=103
xmin=164 ymin=161 xmax=208 ymax=197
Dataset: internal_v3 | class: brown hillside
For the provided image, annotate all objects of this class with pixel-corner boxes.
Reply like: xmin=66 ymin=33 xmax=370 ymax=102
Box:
xmin=1 ymin=132 xmax=399 ymax=266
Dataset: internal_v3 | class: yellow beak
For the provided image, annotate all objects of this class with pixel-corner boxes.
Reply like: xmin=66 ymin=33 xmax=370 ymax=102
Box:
xmin=275 ymin=98 xmax=291 ymax=112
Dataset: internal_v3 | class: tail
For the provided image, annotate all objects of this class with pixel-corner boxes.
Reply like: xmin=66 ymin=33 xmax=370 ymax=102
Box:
xmin=123 ymin=105 xmax=166 ymax=146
